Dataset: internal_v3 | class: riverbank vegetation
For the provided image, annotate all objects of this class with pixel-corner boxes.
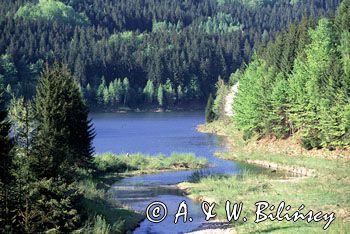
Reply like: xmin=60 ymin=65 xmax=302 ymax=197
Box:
xmin=78 ymin=152 xmax=208 ymax=233
xmin=0 ymin=0 xmax=340 ymax=109
xmin=181 ymin=119 xmax=350 ymax=233
xmin=180 ymin=169 xmax=350 ymax=233
xmin=193 ymin=1 xmax=350 ymax=232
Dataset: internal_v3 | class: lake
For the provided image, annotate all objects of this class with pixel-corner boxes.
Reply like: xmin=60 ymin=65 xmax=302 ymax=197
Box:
xmin=91 ymin=111 xmax=259 ymax=234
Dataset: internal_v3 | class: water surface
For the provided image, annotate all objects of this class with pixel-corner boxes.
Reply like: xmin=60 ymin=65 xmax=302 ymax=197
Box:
xmin=91 ymin=112 xmax=259 ymax=234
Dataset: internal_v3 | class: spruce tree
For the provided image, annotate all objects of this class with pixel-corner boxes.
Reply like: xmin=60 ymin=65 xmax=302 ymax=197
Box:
xmin=177 ymin=85 xmax=183 ymax=104
xmin=212 ymin=77 xmax=228 ymax=119
xmin=205 ymin=93 xmax=216 ymax=123
xmin=123 ymin=77 xmax=130 ymax=106
xmin=114 ymin=78 xmax=123 ymax=104
xmin=96 ymin=77 xmax=106 ymax=106
xmin=164 ymin=79 xmax=176 ymax=106
xmin=233 ymin=58 xmax=275 ymax=139
xmin=103 ymin=86 xmax=110 ymax=106
xmin=7 ymin=98 xmax=38 ymax=233
xmin=269 ymin=73 xmax=290 ymax=137
xmin=0 ymin=90 xmax=14 ymax=231
xmin=143 ymin=80 xmax=155 ymax=103
xmin=289 ymin=18 xmax=335 ymax=148
xmin=31 ymin=64 xmax=94 ymax=180
xmin=157 ymin=84 xmax=164 ymax=107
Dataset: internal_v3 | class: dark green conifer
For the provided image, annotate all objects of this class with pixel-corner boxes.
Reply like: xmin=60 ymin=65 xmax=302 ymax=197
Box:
xmin=0 ymin=90 xmax=14 ymax=231
xmin=205 ymin=93 xmax=216 ymax=123
xmin=31 ymin=64 xmax=94 ymax=180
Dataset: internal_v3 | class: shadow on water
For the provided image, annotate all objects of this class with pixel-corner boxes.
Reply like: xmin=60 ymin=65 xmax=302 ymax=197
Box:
xmin=91 ymin=112 xmax=289 ymax=234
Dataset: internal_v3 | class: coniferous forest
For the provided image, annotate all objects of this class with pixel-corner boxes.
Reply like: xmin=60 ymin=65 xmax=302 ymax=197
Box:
xmin=226 ymin=0 xmax=350 ymax=149
xmin=0 ymin=0 xmax=341 ymax=109
xmin=1 ymin=0 xmax=350 ymax=233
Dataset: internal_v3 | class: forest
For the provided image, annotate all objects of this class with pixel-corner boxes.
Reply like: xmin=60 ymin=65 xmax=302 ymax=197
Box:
xmin=207 ymin=0 xmax=350 ymax=149
xmin=1 ymin=0 xmax=349 ymax=233
xmin=0 ymin=0 xmax=341 ymax=109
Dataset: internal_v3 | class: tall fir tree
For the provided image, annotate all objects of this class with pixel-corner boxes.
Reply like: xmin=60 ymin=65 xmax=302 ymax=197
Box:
xmin=0 ymin=90 xmax=14 ymax=231
xmin=30 ymin=64 xmax=94 ymax=180
xmin=212 ymin=77 xmax=228 ymax=119
xmin=205 ymin=93 xmax=216 ymax=123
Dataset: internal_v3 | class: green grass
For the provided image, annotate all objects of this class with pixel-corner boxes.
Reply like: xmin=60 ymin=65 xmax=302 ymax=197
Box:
xmin=181 ymin=120 xmax=350 ymax=233
xmin=75 ymin=171 xmax=143 ymax=234
xmin=217 ymin=150 xmax=350 ymax=178
xmin=94 ymin=152 xmax=208 ymax=173
xmin=76 ymin=152 xmax=208 ymax=233
xmin=181 ymin=171 xmax=350 ymax=233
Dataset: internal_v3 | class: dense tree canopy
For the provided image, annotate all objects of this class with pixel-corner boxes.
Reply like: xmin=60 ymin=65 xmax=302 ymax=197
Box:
xmin=0 ymin=1 xmax=349 ymax=233
xmin=232 ymin=0 xmax=350 ymax=149
xmin=0 ymin=0 xmax=341 ymax=109
xmin=15 ymin=0 xmax=89 ymax=25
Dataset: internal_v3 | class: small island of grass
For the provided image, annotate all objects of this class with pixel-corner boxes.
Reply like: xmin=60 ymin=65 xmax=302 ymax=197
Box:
xmin=95 ymin=152 xmax=208 ymax=174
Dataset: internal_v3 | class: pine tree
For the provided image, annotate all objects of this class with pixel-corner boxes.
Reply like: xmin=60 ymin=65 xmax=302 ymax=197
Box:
xmin=0 ymin=90 xmax=14 ymax=231
xmin=97 ymin=77 xmax=106 ymax=106
xmin=205 ymin=93 xmax=216 ymax=123
xmin=123 ymin=77 xmax=130 ymax=106
xmin=157 ymin=84 xmax=164 ymax=107
xmin=164 ymin=79 xmax=175 ymax=106
xmin=233 ymin=58 xmax=275 ymax=139
xmin=289 ymin=18 xmax=335 ymax=148
xmin=108 ymin=82 xmax=116 ymax=106
xmin=30 ymin=64 xmax=94 ymax=180
xmin=143 ymin=80 xmax=155 ymax=103
xmin=212 ymin=77 xmax=227 ymax=119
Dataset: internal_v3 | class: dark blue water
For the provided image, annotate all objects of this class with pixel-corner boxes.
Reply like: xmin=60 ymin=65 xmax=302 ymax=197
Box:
xmin=91 ymin=112 xmax=251 ymax=234
xmin=93 ymin=111 xmax=222 ymax=156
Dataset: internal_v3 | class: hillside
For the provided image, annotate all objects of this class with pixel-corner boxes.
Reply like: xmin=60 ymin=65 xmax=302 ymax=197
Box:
xmin=208 ymin=0 xmax=350 ymax=150
xmin=0 ymin=0 xmax=340 ymax=109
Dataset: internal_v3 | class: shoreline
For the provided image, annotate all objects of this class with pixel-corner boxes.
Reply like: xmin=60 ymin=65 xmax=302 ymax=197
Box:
xmin=197 ymin=120 xmax=350 ymax=159
xmin=88 ymin=103 xmax=206 ymax=114
xmin=175 ymin=120 xmax=350 ymax=233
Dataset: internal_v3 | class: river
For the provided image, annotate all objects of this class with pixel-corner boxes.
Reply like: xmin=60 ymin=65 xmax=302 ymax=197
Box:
xmin=91 ymin=111 xmax=261 ymax=234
